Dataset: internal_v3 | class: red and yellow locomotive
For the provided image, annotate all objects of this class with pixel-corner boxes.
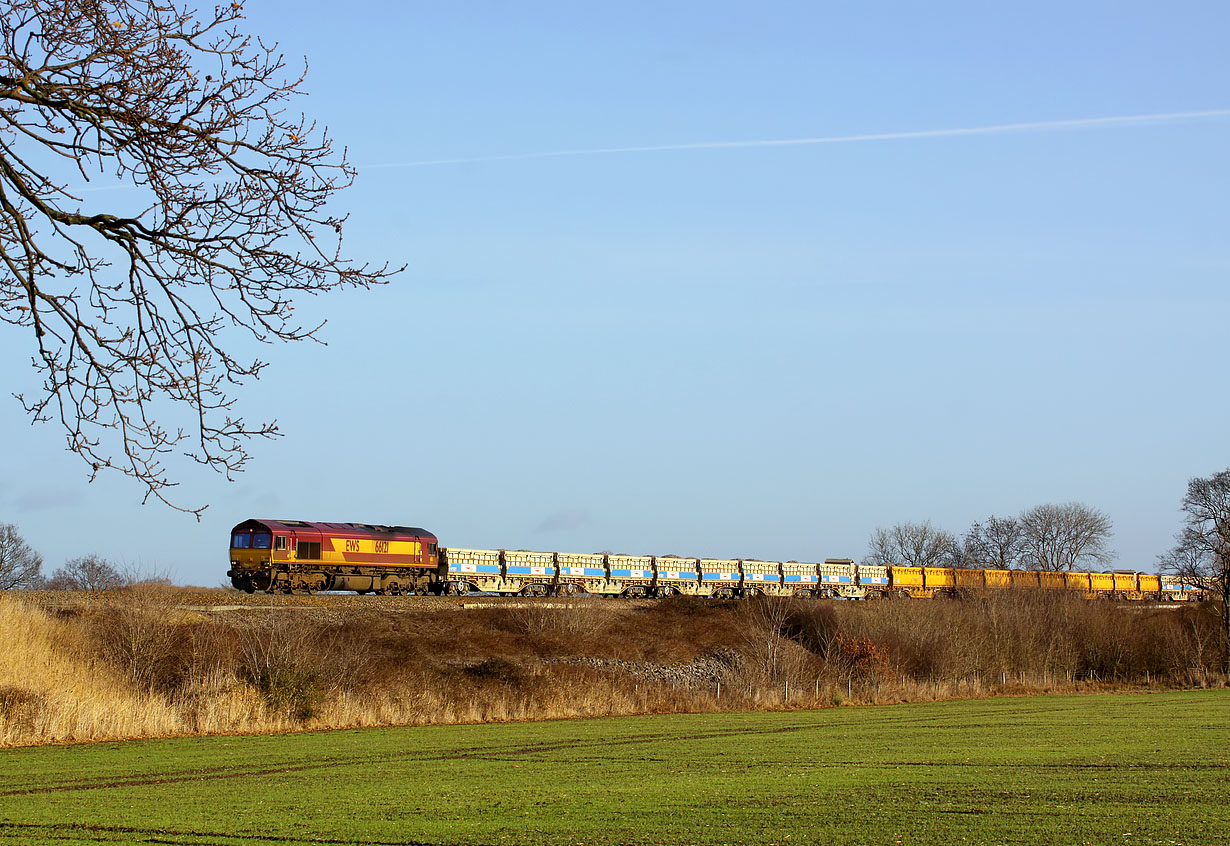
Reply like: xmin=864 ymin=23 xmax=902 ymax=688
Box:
xmin=227 ymin=519 xmax=439 ymax=594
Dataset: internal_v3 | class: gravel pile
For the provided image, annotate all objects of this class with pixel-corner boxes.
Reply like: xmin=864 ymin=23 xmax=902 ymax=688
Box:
xmin=551 ymin=649 xmax=741 ymax=689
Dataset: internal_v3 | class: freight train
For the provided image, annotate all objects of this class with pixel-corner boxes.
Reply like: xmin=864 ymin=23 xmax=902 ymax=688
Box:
xmin=226 ymin=518 xmax=1205 ymax=601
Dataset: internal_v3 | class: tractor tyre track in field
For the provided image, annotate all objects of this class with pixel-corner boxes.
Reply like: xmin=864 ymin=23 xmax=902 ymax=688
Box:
xmin=0 ymin=820 xmax=442 ymax=846
xmin=2 ymin=706 xmax=1218 ymax=799
xmin=0 ymin=721 xmax=830 ymax=796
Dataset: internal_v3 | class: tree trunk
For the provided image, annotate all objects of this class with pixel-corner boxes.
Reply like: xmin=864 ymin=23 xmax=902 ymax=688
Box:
xmin=1222 ymin=574 xmax=1229 ymax=677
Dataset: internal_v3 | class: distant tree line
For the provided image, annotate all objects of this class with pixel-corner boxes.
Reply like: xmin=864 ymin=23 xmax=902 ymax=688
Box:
xmin=863 ymin=467 xmax=1228 ymax=676
xmin=865 ymin=503 xmax=1115 ymax=572
xmin=0 ymin=521 xmax=161 ymax=591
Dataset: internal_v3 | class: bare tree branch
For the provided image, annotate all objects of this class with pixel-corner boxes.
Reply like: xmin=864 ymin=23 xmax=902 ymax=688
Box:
xmin=0 ymin=1 xmax=401 ymax=514
xmin=865 ymin=521 xmax=957 ymax=568
xmin=963 ymin=515 xmax=1025 ymax=570
xmin=1018 ymin=503 xmax=1114 ymax=572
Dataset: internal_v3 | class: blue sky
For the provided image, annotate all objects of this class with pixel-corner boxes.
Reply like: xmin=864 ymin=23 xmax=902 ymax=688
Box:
xmin=2 ymin=1 xmax=1227 ymax=584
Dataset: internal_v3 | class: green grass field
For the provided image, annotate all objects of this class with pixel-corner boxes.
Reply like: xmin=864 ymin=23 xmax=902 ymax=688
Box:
xmin=1 ymin=691 xmax=1226 ymax=845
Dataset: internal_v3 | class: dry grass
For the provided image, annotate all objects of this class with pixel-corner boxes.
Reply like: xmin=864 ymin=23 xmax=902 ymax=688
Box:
xmin=0 ymin=589 xmax=1223 ymax=747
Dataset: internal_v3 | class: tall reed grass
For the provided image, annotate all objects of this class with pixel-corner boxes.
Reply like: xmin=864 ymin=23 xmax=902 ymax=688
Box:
xmin=0 ymin=589 xmax=1222 ymax=747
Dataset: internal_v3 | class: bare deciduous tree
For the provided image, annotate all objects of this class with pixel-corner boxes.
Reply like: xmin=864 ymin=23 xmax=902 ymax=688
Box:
xmin=0 ymin=1 xmax=398 ymax=514
xmin=48 ymin=553 xmax=124 ymax=592
xmin=736 ymin=597 xmax=793 ymax=681
xmin=1018 ymin=503 xmax=1114 ymax=572
xmin=1160 ymin=468 xmax=1230 ymax=675
xmin=963 ymin=515 xmax=1025 ymax=570
xmin=0 ymin=522 xmax=42 ymax=588
xmin=865 ymin=521 xmax=957 ymax=568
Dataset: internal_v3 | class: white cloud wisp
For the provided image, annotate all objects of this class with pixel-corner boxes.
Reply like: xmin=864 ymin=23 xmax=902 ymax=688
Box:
xmin=369 ymin=109 xmax=1230 ymax=169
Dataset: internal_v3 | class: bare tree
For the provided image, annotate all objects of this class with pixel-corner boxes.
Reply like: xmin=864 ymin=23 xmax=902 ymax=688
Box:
xmin=0 ymin=522 xmax=42 ymax=588
xmin=963 ymin=515 xmax=1024 ymax=570
xmin=865 ymin=521 xmax=957 ymax=567
xmin=1018 ymin=503 xmax=1114 ymax=572
xmin=0 ymin=1 xmax=398 ymax=514
xmin=1160 ymin=468 xmax=1230 ymax=675
xmin=48 ymin=553 xmax=124 ymax=592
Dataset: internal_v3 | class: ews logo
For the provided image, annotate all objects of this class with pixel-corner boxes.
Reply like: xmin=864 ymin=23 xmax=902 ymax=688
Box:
xmin=344 ymin=539 xmax=390 ymax=554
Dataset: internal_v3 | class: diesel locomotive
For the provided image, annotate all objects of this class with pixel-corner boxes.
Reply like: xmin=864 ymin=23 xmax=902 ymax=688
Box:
xmin=226 ymin=518 xmax=1205 ymax=601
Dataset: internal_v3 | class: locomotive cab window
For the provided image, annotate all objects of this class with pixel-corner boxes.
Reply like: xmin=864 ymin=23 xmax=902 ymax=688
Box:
xmin=274 ymin=536 xmax=287 ymax=551
xmin=251 ymin=533 xmax=272 ymax=549
xmin=428 ymin=542 xmax=437 ymax=555
xmin=231 ymin=533 xmax=250 ymax=549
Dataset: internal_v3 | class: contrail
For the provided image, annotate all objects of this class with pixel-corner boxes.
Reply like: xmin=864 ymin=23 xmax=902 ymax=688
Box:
xmin=364 ymin=109 xmax=1230 ymax=169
